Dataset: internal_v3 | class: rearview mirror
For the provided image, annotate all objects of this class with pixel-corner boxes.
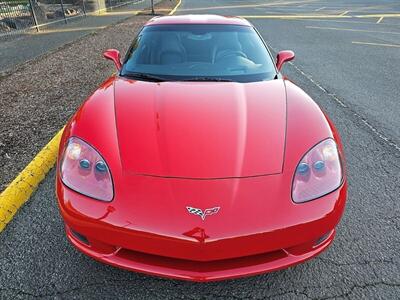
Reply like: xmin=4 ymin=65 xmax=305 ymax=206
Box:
xmin=103 ymin=49 xmax=122 ymax=71
xmin=276 ymin=50 xmax=295 ymax=71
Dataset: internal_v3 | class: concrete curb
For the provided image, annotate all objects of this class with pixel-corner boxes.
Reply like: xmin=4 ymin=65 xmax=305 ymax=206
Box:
xmin=0 ymin=129 xmax=64 ymax=232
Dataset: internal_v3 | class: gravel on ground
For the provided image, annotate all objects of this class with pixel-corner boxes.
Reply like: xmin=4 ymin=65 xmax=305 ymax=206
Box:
xmin=0 ymin=0 xmax=177 ymax=191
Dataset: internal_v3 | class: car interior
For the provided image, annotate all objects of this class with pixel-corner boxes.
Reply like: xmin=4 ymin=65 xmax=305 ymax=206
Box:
xmin=124 ymin=28 xmax=272 ymax=75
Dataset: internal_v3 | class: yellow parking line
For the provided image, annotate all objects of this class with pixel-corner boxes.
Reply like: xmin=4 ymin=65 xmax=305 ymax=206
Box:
xmin=306 ymin=25 xmax=400 ymax=35
xmin=239 ymin=13 xmax=400 ymax=20
xmin=169 ymin=0 xmax=181 ymax=15
xmin=240 ymin=15 xmax=352 ymax=19
xmin=302 ymin=18 xmax=381 ymax=25
xmin=356 ymin=13 xmax=400 ymax=18
xmin=99 ymin=10 xmax=139 ymax=16
xmin=37 ymin=26 xmax=107 ymax=34
xmin=0 ymin=129 xmax=64 ymax=232
xmin=352 ymin=41 xmax=400 ymax=48
xmin=377 ymin=16 xmax=384 ymax=24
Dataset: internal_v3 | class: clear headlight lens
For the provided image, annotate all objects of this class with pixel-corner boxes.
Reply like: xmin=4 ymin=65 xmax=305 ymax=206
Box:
xmin=60 ymin=137 xmax=113 ymax=201
xmin=292 ymin=139 xmax=342 ymax=203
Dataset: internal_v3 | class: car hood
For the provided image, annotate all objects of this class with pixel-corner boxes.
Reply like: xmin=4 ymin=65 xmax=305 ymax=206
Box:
xmin=114 ymin=78 xmax=287 ymax=178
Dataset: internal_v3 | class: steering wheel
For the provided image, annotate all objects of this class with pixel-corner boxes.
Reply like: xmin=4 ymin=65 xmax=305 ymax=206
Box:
xmin=215 ymin=50 xmax=248 ymax=62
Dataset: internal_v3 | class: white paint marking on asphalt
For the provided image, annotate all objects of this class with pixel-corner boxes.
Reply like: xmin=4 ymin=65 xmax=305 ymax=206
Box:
xmin=360 ymin=120 xmax=400 ymax=152
xmin=339 ymin=10 xmax=349 ymax=16
xmin=306 ymin=25 xmax=400 ymax=35
xmin=352 ymin=41 xmax=400 ymax=48
xmin=268 ymin=47 xmax=400 ymax=153
xmin=315 ymin=7 xmax=326 ymax=12
xmin=287 ymin=62 xmax=347 ymax=108
xmin=293 ymin=61 xmax=400 ymax=152
xmin=377 ymin=16 xmax=384 ymax=24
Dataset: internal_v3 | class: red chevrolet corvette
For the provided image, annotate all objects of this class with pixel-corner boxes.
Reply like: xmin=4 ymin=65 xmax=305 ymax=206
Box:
xmin=56 ymin=15 xmax=347 ymax=282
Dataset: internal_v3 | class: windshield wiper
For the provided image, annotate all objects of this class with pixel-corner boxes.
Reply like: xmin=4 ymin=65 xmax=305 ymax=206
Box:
xmin=179 ymin=77 xmax=233 ymax=82
xmin=121 ymin=72 xmax=167 ymax=82
xmin=121 ymin=73 xmax=233 ymax=82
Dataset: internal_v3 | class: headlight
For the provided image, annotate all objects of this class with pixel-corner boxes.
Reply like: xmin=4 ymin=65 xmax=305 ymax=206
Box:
xmin=60 ymin=137 xmax=113 ymax=201
xmin=292 ymin=138 xmax=342 ymax=203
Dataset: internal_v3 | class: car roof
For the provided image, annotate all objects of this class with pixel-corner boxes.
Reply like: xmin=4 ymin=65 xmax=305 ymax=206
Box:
xmin=144 ymin=14 xmax=252 ymax=27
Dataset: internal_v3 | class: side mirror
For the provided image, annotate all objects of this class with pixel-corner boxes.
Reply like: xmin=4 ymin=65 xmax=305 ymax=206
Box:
xmin=276 ymin=50 xmax=295 ymax=71
xmin=103 ymin=49 xmax=122 ymax=71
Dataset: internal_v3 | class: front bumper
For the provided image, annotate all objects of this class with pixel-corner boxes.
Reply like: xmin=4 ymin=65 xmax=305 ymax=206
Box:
xmin=57 ymin=173 xmax=347 ymax=282
xmin=66 ymin=225 xmax=335 ymax=282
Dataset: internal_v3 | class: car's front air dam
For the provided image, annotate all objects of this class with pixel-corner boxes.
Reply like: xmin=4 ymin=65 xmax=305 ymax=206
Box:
xmin=65 ymin=224 xmax=336 ymax=282
xmin=57 ymin=172 xmax=347 ymax=267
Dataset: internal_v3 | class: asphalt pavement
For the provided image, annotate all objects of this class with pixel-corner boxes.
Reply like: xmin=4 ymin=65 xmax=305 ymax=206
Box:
xmin=1 ymin=0 xmax=400 ymax=299
xmin=0 ymin=0 xmax=162 ymax=73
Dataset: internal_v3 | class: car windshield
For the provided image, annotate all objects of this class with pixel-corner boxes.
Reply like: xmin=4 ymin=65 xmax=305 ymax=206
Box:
xmin=120 ymin=24 xmax=277 ymax=83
